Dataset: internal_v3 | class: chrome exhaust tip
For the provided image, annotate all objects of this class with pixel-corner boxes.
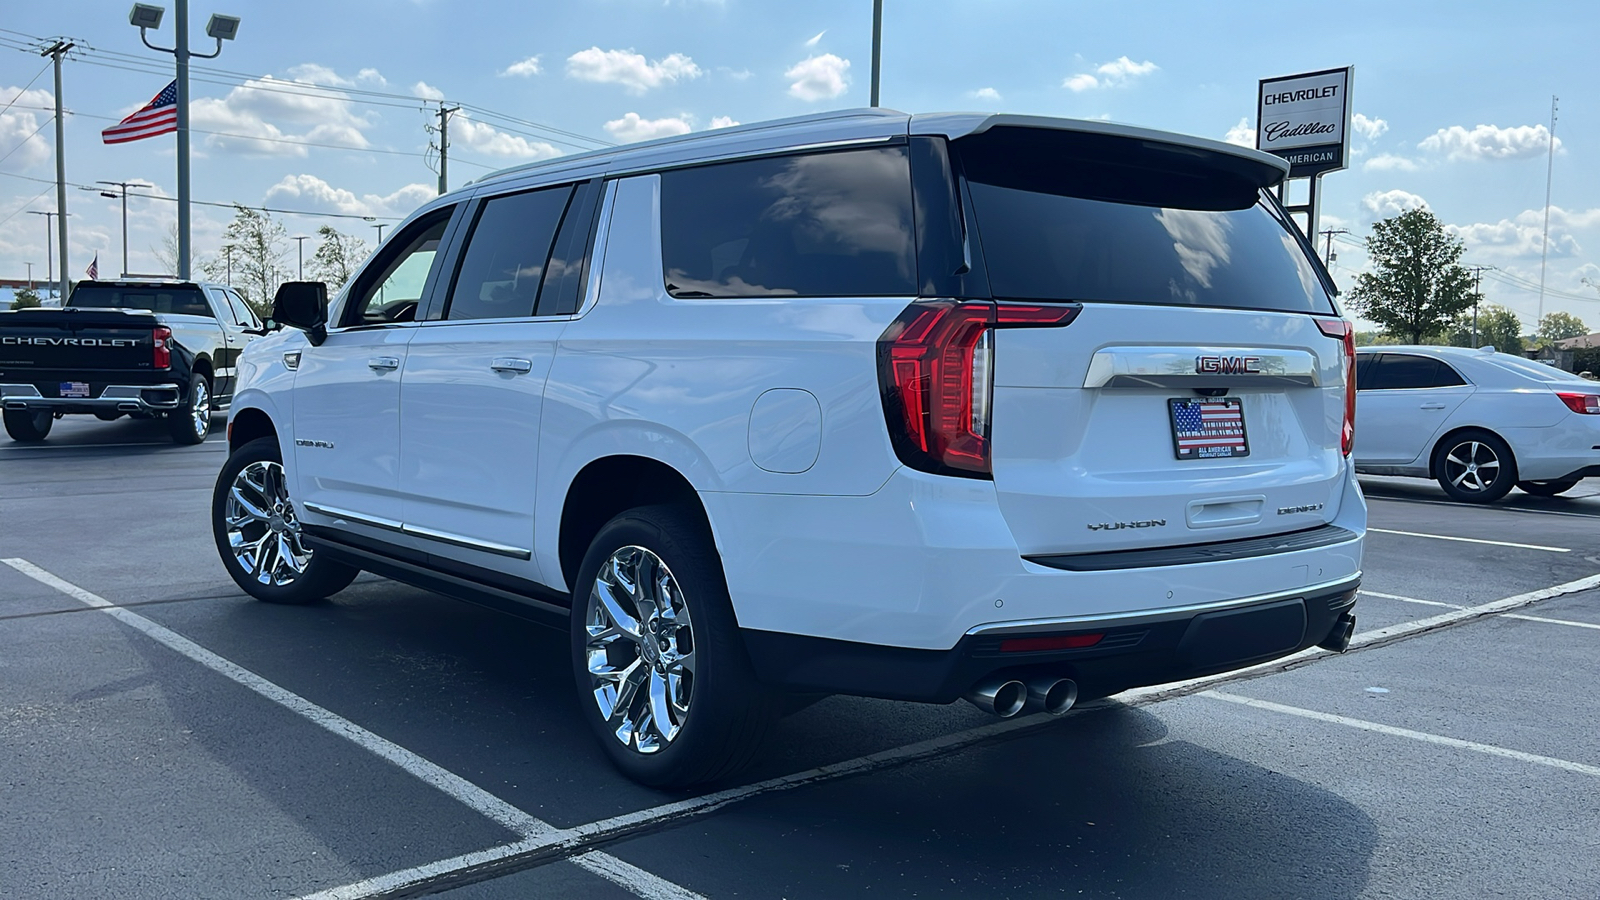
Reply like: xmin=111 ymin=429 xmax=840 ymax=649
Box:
xmin=964 ymin=676 xmax=1028 ymax=718
xmin=1027 ymin=677 xmax=1079 ymax=716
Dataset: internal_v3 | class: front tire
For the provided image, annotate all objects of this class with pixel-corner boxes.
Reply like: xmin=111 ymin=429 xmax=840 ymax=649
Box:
xmin=570 ymin=504 xmax=775 ymax=788
xmin=1434 ymin=430 xmax=1517 ymax=503
xmin=168 ymin=373 xmax=213 ymax=445
xmin=1517 ymin=479 xmax=1580 ymax=497
xmin=212 ymin=436 xmax=358 ymax=604
xmin=3 ymin=409 xmax=52 ymax=442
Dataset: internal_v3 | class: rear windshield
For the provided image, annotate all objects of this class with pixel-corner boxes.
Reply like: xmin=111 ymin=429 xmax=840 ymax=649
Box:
xmin=68 ymin=286 xmax=212 ymax=317
xmin=955 ymin=128 xmax=1335 ymax=314
xmin=1487 ymin=355 xmax=1596 ymax=383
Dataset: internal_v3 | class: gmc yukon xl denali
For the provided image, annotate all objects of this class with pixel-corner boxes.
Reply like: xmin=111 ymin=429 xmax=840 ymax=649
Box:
xmin=212 ymin=109 xmax=1366 ymax=787
xmin=0 ymin=279 xmax=262 ymax=444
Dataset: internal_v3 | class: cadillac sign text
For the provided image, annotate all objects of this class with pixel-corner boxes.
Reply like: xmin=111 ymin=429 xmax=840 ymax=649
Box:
xmin=1256 ymin=66 xmax=1352 ymax=178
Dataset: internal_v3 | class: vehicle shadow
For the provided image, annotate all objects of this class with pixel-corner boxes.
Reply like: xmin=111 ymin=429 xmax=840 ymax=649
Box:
xmin=1359 ymin=475 xmax=1600 ymax=513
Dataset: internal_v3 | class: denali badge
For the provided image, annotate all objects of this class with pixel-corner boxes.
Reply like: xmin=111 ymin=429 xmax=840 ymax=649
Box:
xmin=1088 ymin=519 xmax=1167 ymax=531
xmin=1196 ymin=355 xmax=1261 ymax=375
xmin=1277 ymin=503 xmax=1324 ymax=515
xmin=295 ymin=438 xmax=335 ymax=449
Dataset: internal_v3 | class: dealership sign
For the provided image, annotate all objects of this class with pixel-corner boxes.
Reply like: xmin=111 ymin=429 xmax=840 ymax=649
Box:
xmin=1257 ymin=66 xmax=1352 ymax=177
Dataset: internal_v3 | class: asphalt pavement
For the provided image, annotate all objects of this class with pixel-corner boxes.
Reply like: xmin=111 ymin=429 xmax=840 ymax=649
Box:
xmin=3 ymin=414 xmax=1598 ymax=899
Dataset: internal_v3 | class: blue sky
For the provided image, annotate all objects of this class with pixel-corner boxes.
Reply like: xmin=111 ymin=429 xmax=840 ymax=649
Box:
xmin=2 ymin=0 xmax=1597 ymax=330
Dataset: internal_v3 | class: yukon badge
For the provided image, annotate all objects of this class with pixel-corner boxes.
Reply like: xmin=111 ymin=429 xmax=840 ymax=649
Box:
xmin=1196 ymin=355 xmax=1261 ymax=375
xmin=1087 ymin=519 xmax=1167 ymax=531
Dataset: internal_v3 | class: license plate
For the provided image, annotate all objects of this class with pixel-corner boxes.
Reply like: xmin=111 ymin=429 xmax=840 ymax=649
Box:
xmin=1169 ymin=397 xmax=1249 ymax=460
xmin=59 ymin=381 xmax=91 ymax=398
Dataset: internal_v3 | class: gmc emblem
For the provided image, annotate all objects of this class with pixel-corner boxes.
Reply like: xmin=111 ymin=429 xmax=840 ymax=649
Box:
xmin=1196 ymin=355 xmax=1261 ymax=375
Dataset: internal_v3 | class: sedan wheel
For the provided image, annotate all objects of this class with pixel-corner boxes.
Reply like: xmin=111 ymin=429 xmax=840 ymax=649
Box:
xmin=1434 ymin=432 xmax=1517 ymax=503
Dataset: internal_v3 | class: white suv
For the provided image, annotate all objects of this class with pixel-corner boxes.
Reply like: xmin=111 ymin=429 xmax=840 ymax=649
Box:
xmin=213 ymin=109 xmax=1366 ymax=787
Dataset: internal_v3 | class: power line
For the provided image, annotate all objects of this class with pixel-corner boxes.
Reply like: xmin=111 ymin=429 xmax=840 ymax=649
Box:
xmin=0 ymin=114 xmax=52 ymax=168
xmin=0 ymin=57 xmax=51 ymax=119
xmin=0 ymin=169 xmax=403 ymax=221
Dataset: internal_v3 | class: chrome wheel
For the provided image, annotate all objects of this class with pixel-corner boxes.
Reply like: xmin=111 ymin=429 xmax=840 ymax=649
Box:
xmin=1443 ymin=439 xmax=1500 ymax=494
xmin=584 ymin=545 xmax=696 ymax=754
xmin=224 ymin=460 xmax=310 ymax=587
xmin=190 ymin=378 xmax=211 ymax=438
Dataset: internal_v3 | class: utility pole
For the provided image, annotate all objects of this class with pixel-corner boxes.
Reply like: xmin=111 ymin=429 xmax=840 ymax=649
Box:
xmin=1537 ymin=95 xmax=1558 ymax=329
xmin=26 ymin=262 xmax=33 ymax=291
xmin=223 ymin=245 xmax=232 ymax=285
xmin=1318 ymin=228 xmax=1349 ymax=267
xmin=293 ymin=235 xmax=307 ymax=280
xmin=436 ymin=104 xmax=460 ymax=195
xmin=1466 ymin=265 xmax=1491 ymax=348
xmin=373 ymin=222 xmax=387 ymax=245
xmin=27 ymin=211 xmax=59 ymax=299
xmin=869 ymin=0 xmax=883 ymax=107
xmin=43 ymin=41 xmax=74 ymax=301
xmin=96 ymin=181 xmax=134 ymax=277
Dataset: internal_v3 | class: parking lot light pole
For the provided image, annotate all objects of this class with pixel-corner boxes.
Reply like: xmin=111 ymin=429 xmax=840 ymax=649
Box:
xmin=96 ymin=181 xmax=135 ymax=277
xmin=293 ymin=235 xmax=307 ymax=279
xmin=869 ymin=0 xmax=883 ymax=107
xmin=27 ymin=210 xmax=59 ymax=299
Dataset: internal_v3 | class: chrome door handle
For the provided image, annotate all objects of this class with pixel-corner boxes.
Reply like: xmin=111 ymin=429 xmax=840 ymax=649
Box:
xmin=1420 ymin=402 xmax=1447 ymax=409
xmin=368 ymin=356 xmax=400 ymax=371
xmin=490 ymin=358 xmax=533 ymax=374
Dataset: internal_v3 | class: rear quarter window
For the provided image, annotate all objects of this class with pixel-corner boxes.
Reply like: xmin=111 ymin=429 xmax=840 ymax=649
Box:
xmin=659 ymin=145 xmax=916 ymax=298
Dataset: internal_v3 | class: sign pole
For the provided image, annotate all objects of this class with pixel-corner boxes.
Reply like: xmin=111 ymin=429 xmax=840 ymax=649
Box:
xmin=1256 ymin=66 xmax=1351 ymax=241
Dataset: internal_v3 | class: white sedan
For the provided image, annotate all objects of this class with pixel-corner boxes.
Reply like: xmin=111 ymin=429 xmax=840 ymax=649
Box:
xmin=1353 ymin=345 xmax=1600 ymax=502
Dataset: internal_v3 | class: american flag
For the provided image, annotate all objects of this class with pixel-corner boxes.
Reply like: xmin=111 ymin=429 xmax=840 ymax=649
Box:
xmin=85 ymin=253 xmax=98 ymax=280
xmin=101 ymin=80 xmax=178 ymax=144
xmin=1171 ymin=398 xmax=1249 ymax=459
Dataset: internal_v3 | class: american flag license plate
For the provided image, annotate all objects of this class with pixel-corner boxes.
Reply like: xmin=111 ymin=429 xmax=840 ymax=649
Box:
xmin=1169 ymin=397 xmax=1249 ymax=460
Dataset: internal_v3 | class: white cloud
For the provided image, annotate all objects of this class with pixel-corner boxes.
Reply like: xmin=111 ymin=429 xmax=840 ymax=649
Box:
xmin=1363 ymin=153 xmax=1421 ymax=173
xmin=804 ymin=30 xmax=826 ymax=48
xmin=0 ymin=86 xmax=54 ymax=170
xmin=969 ymin=87 xmax=1002 ymax=103
xmin=1362 ymin=189 xmax=1429 ymax=218
xmin=189 ymin=72 xmax=374 ymax=157
xmin=1351 ymin=113 xmax=1388 ymax=142
xmin=1449 ymin=205 xmax=1600 ymax=259
xmin=1062 ymin=56 xmax=1157 ymax=92
xmin=264 ymin=174 xmax=437 ymax=219
xmin=450 ymin=116 xmax=562 ymax=159
xmin=412 ymin=81 xmax=445 ymax=101
xmin=284 ymin=64 xmax=388 ymax=89
xmin=501 ymin=56 xmax=543 ymax=78
xmin=785 ymin=53 xmax=850 ymax=101
xmin=1223 ymin=117 xmax=1254 ymax=148
xmin=603 ymin=112 xmax=693 ymax=143
xmin=709 ymin=116 xmax=739 ymax=129
xmin=566 ymin=47 xmax=702 ymax=93
xmin=1419 ymin=123 xmax=1560 ymax=161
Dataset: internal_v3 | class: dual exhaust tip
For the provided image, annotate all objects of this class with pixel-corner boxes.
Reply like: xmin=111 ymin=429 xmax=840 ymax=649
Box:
xmin=964 ymin=674 xmax=1078 ymax=718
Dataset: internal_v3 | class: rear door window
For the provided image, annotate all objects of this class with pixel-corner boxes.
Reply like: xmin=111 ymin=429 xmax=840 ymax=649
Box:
xmin=444 ymin=185 xmax=573 ymax=320
xmin=660 ymin=145 xmax=916 ymax=298
xmin=953 ymin=127 xmax=1335 ymax=313
xmin=1366 ymin=354 xmax=1452 ymax=390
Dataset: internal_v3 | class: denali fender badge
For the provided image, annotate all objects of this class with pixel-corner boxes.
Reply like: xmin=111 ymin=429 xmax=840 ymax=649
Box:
xmin=294 ymin=438 xmax=335 ymax=449
xmin=1087 ymin=519 xmax=1167 ymax=531
xmin=1277 ymin=503 xmax=1325 ymax=515
xmin=1195 ymin=355 xmax=1261 ymax=374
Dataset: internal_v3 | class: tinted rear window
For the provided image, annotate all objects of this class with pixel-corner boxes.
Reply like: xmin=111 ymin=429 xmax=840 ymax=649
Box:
xmin=69 ymin=287 xmax=211 ymax=316
xmin=1487 ymin=355 xmax=1595 ymax=383
xmin=660 ymin=146 xmax=916 ymax=298
xmin=955 ymin=129 xmax=1335 ymax=314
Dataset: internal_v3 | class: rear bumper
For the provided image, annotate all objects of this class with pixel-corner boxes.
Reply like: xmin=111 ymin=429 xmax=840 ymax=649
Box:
xmin=1 ymin=382 xmax=182 ymax=414
xmin=743 ymin=576 xmax=1360 ymax=702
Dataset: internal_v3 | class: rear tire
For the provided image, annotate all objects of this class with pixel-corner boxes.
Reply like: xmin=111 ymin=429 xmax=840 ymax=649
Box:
xmin=1517 ymin=479 xmax=1580 ymax=497
xmin=212 ymin=436 xmax=359 ymax=604
xmin=168 ymin=373 xmax=212 ymax=445
xmin=570 ymin=503 xmax=775 ymax=788
xmin=1433 ymin=430 xmax=1517 ymax=503
xmin=3 ymin=409 xmax=52 ymax=442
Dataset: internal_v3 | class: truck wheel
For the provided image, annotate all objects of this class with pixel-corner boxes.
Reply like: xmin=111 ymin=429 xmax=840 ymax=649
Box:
xmin=169 ymin=373 xmax=213 ymax=444
xmin=1433 ymin=430 xmax=1517 ymax=503
xmin=570 ymin=504 xmax=775 ymax=788
xmin=3 ymin=409 xmax=52 ymax=442
xmin=212 ymin=436 xmax=359 ymax=604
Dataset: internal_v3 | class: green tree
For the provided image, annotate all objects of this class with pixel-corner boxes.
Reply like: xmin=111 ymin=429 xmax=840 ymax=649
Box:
xmin=10 ymin=286 xmax=42 ymax=309
xmin=1353 ymin=330 xmax=1407 ymax=347
xmin=1444 ymin=303 xmax=1524 ymax=354
xmin=1346 ymin=208 xmax=1478 ymax=344
xmin=1535 ymin=311 xmax=1590 ymax=347
xmin=203 ymin=205 xmax=288 ymax=316
xmin=308 ymin=224 xmax=369 ymax=293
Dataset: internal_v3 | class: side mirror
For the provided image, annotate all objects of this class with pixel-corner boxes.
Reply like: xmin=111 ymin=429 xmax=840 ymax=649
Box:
xmin=269 ymin=281 xmax=329 ymax=346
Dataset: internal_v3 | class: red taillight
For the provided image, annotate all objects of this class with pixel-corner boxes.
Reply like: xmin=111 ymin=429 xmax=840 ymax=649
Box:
xmin=1000 ymin=633 xmax=1104 ymax=653
xmin=1316 ymin=317 xmax=1356 ymax=456
xmin=152 ymin=326 xmax=172 ymax=369
xmin=1556 ymin=392 xmax=1600 ymax=415
xmin=878 ymin=300 xmax=1080 ymax=478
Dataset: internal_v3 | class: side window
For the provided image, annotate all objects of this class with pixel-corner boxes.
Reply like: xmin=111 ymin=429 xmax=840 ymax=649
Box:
xmin=1354 ymin=354 xmax=1376 ymax=391
xmin=224 ymin=290 xmax=259 ymax=328
xmin=206 ymin=287 xmax=240 ymax=325
xmin=659 ymin=145 xmax=916 ymax=298
xmin=1433 ymin=360 xmax=1467 ymax=387
xmin=1367 ymin=354 xmax=1441 ymax=390
xmin=341 ymin=212 xmax=453 ymax=327
xmin=444 ymin=185 xmax=573 ymax=321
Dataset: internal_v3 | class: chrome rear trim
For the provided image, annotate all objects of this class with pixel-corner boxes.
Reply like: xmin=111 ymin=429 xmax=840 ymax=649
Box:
xmin=1083 ymin=347 xmax=1320 ymax=389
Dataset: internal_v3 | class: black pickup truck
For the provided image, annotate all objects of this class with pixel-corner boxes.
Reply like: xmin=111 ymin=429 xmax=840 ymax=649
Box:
xmin=0 ymin=279 xmax=263 ymax=444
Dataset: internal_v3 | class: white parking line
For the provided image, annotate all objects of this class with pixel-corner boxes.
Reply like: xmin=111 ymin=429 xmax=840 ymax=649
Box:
xmin=0 ymin=558 xmax=702 ymax=900
xmin=1201 ymin=691 xmax=1600 ymax=778
xmin=1358 ymin=589 xmax=1600 ymax=631
xmin=1502 ymin=613 xmax=1600 ymax=632
xmin=1359 ymin=590 xmax=1464 ymax=609
xmin=1367 ymin=527 xmax=1569 ymax=553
